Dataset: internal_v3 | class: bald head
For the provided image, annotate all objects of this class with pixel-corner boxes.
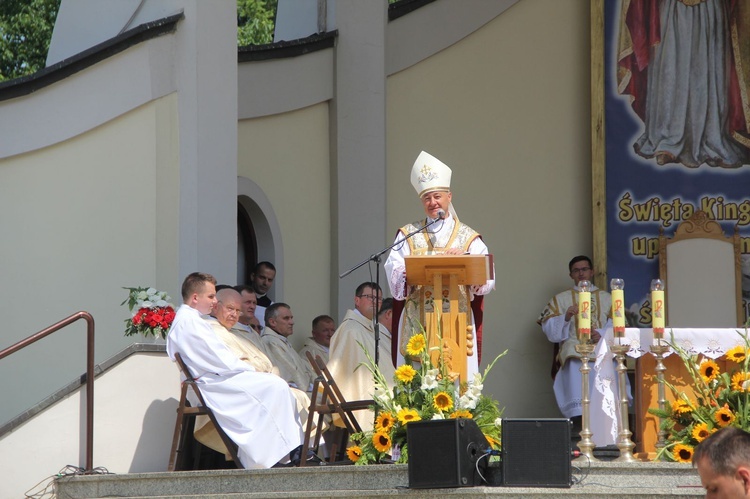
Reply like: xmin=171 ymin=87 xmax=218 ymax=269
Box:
xmin=214 ymin=288 xmax=243 ymax=330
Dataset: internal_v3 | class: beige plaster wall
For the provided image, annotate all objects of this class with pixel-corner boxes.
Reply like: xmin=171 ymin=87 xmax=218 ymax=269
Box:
xmin=0 ymin=94 xmax=181 ymax=425
xmin=237 ymin=103 xmax=332 ymax=349
xmin=0 ymin=352 xmax=178 ymax=499
xmin=387 ymin=0 xmax=592 ymax=418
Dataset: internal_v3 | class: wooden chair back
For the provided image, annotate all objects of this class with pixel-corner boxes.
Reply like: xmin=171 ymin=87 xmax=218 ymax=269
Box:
xmin=300 ymin=352 xmax=374 ymax=465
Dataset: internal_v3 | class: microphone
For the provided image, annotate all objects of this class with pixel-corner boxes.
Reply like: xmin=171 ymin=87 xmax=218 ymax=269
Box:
xmin=437 ymin=209 xmax=446 ymax=220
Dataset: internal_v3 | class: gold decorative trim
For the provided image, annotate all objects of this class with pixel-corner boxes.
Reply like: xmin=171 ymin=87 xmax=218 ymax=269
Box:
xmin=677 ymin=0 xmax=708 ymax=6
xmin=732 ymin=131 xmax=750 ymax=148
xmin=672 ymin=210 xmax=728 ymax=239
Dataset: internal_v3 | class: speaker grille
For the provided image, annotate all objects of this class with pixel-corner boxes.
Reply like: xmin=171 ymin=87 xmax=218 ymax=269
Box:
xmin=502 ymin=418 xmax=571 ymax=487
xmin=407 ymin=419 xmax=488 ymax=488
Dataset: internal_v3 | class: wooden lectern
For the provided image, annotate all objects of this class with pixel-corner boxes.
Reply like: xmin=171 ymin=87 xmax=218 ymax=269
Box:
xmin=404 ymin=254 xmax=492 ymax=383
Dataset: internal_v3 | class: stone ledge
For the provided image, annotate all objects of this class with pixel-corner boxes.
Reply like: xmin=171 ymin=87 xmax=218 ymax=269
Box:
xmin=56 ymin=462 xmax=703 ymax=499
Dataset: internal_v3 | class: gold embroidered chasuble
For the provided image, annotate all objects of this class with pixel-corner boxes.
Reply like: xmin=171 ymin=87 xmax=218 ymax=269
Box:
xmin=397 ymin=217 xmax=480 ymax=357
xmin=539 ymin=287 xmax=611 ymax=365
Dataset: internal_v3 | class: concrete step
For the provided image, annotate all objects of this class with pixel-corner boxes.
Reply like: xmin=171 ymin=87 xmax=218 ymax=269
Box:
xmin=56 ymin=462 xmax=705 ymax=498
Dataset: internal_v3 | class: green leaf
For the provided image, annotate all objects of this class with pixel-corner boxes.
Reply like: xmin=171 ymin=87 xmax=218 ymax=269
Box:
xmin=0 ymin=0 xmax=61 ymax=81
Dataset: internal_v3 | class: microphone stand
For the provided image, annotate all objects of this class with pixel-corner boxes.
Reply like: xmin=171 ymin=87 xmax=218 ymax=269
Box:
xmin=340 ymin=213 xmax=445 ymax=368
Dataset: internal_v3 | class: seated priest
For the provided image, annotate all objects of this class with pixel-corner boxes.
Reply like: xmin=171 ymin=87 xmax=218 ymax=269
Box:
xmin=166 ymin=272 xmax=304 ymax=468
xmin=298 ymin=314 xmax=336 ymax=365
xmin=261 ymin=303 xmax=317 ymax=395
xmin=193 ymin=287 xmax=319 ymax=458
xmin=232 ymin=284 xmax=268 ymax=354
xmin=328 ymin=282 xmax=394 ymax=432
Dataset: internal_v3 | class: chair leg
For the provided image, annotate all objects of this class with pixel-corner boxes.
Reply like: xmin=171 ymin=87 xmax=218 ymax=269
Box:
xmin=168 ymin=386 xmax=190 ymax=471
xmin=300 ymin=381 xmax=323 ymax=467
xmin=168 ymin=416 xmax=182 ymax=471
xmin=301 ymin=414 xmax=315 ymax=458
xmin=311 ymin=413 xmax=326 ymax=453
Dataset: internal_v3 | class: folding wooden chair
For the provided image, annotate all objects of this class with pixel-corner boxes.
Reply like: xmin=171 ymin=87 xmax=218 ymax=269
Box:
xmin=168 ymin=352 xmax=241 ymax=471
xmin=301 ymin=352 xmax=374 ymax=465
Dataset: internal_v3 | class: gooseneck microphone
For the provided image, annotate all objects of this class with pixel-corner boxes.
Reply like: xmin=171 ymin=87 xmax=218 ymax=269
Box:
xmin=437 ymin=209 xmax=446 ymax=220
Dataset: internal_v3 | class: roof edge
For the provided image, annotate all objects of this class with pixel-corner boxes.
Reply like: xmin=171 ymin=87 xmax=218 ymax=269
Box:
xmin=0 ymin=12 xmax=184 ymax=103
xmin=388 ymin=0 xmax=438 ymax=21
xmin=238 ymin=30 xmax=337 ymax=62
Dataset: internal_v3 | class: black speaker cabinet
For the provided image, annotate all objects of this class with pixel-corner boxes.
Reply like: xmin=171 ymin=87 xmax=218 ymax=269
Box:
xmin=407 ymin=418 xmax=490 ymax=488
xmin=501 ymin=418 xmax=572 ymax=488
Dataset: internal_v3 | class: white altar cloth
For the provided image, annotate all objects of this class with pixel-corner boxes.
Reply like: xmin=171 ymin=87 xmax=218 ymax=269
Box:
xmin=619 ymin=327 xmax=749 ymax=359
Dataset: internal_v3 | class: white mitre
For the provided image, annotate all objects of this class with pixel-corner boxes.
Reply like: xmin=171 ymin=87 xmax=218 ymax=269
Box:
xmin=410 ymin=151 xmax=451 ymax=196
xmin=410 ymin=151 xmax=457 ymax=218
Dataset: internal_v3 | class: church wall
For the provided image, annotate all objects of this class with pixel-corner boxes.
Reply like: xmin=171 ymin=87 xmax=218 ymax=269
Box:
xmin=0 ymin=352 xmax=178 ymax=499
xmin=0 ymin=0 xmax=239 ymax=429
xmin=385 ymin=0 xmax=519 ymax=75
xmin=0 ymin=94 xmax=181 ymax=425
xmin=237 ymin=48 xmax=334 ymax=120
xmin=237 ymin=103 xmax=332 ymax=349
xmin=0 ymin=32 xmax=177 ymax=160
xmin=386 ymin=0 xmax=592 ymax=418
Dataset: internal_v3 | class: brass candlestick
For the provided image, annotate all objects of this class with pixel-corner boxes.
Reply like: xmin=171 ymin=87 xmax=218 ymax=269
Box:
xmin=573 ymin=341 xmax=598 ymax=462
xmin=611 ymin=343 xmax=636 ymax=462
xmin=650 ymin=341 xmax=670 ymax=456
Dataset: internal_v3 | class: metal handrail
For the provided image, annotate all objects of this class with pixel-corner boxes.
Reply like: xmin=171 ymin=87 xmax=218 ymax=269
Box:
xmin=0 ymin=311 xmax=95 ymax=471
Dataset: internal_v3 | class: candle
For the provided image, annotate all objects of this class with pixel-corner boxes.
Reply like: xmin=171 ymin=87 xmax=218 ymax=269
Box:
xmin=651 ymin=279 xmax=665 ymax=339
xmin=611 ymin=278 xmax=625 ymax=337
xmin=577 ymin=280 xmax=591 ymax=340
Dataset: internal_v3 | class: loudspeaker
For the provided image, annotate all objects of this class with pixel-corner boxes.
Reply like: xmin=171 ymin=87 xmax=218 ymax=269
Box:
xmin=501 ymin=418 xmax=572 ymax=488
xmin=407 ymin=419 xmax=489 ymax=488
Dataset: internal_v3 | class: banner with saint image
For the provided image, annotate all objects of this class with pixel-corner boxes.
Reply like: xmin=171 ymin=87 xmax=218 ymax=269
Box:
xmin=602 ymin=0 xmax=750 ymax=326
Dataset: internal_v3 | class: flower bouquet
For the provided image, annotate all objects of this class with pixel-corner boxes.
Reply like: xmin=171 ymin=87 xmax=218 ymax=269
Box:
xmin=648 ymin=329 xmax=750 ymax=462
xmin=347 ymin=329 xmax=506 ymax=465
xmin=122 ymin=286 xmax=176 ymax=339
